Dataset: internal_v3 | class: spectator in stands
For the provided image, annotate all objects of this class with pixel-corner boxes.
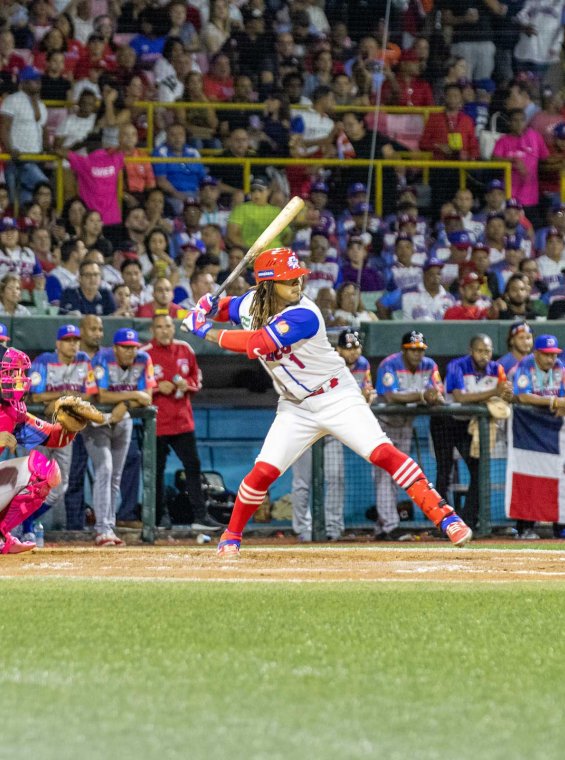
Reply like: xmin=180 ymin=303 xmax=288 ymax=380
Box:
xmin=296 ymin=85 xmax=337 ymax=157
xmin=219 ymin=127 xmax=256 ymax=194
xmin=340 ymin=236 xmax=385 ymax=292
xmin=129 ymin=7 xmax=167 ymax=67
xmin=477 ymin=179 xmax=506 ymax=221
xmin=136 ymin=277 xmax=185 ymax=318
xmin=59 ymin=260 xmax=115 ymax=316
xmin=32 ymin=181 xmax=56 ymax=227
xmin=78 ymin=209 xmax=111 ymax=260
xmin=198 ymin=176 xmax=230 ymax=234
xmin=120 ymin=205 xmax=150 ymax=263
xmin=539 ymin=122 xmax=565 ymax=207
xmin=334 ymin=282 xmax=378 ymax=327
xmin=181 ymin=71 xmax=220 ymax=149
xmin=121 ymin=258 xmax=153 ymax=311
xmin=112 ymin=283 xmax=134 ymax=317
xmin=332 ymin=73 xmax=354 ymax=106
xmin=180 ymin=270 xmax=215 ymax=310
xmin=174 ymin=239 xmax=206 ymax=302
xmin=302 ymin=232 xmax=339 ymax=300
xmin=202 ymin=0 xmax=231 ymax=56
xmin=442 ymin=2 xmax=497 ymax=80
xmin=514 ymin=0 xmax=563 ymax=79
xmin=0 ymin=273 xmax=30 ymax=315
xmin=0 ymin=215 xmax=44 ymax=301
xmin=498 ymin=321 xmax=534 ymax=381
xmin=143 ymin=229 xmax=178 ymax=284
xmin=120 ymin=124 xmax=156 ymax=207
xmin=382 ymin=48 xmax=434 ymax=107
xmin=46 ymin=237 xmax=86 ymax=305
xmin=39 ymin=51 xmax=71 ymax=100
xmin=496 ymin=274 xmax=539 ymax=321
xmin=444 ymin=271 xmax=498 ymax=320
xmin=433 ymin=334 xmax=512 ymax=531
xmin=30 ymin=226 xmax=57 ymax=273
xmin=490 ymin=236 xmax=524 ymax=294
xmin=483 ymin=212 xmax=508 ymax=266
xmin=377 ymin=234 xmax=423 ymax=319
xmin=304 ymin=50 xmax=334 ymax=100
xmin=54 ymin=89 xmax=98 ymax=159
xmin=453 ymin=188 xmax=484 ymax=239
xmin=536 ymin=227 xmax=565 ymax=293
xmin=167 ymin=0 xmax=200 ymax=50
xmin=530 ymin=90 xmax=564 ymax=146
xmin=143 ymin=188 xmax=173 ymax=237
xmin=282 ymin=72 xmax=310 ymax=106
xmin=203 ymin=53 xmax=234 ymax=101
xmin=402 ymin=260 xmax=456 ymax=321
xmin=519 ymin=258 xmax=549 ymax=316
xmin=434 ymin=55 xmax=467 ymax=103
xmin=152 ymin=123 xmax=206 ymax=215
xmin=227 ymin=176 xmax=290 ymax=249
xmin=74 ymin=33 xmax=116 ymax=80
xmin=146 ymin=314 xmax=223 ymax=530
xmin=217 ymin=74 xmax=258 ymax=139
xmin=0 ymin=30 xmax=27 ymax=92
xmin=0 ymin=65 xmax=48 ymax=204
xmin=226 ymin=5 xmax=273 ymax=83
xmin=492 ymin=109 xmax=549 ymax=226
xmin=419 ymin=84 xmax=478 ymax=212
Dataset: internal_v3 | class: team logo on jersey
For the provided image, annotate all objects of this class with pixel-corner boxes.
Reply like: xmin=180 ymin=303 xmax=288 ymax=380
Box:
xmin=30 ymin=371 xmax=42 ymax=387
xmin=274 ymin=320 xmax=290 ymax=335
xmin=178 ymin=361 xmax=189 ymax=375
xmin=382 ymin=372 xmax=395 ymax=387
xmin=153 ymin=364 xmax=163 ymax=379
xmin=94 ymin=366 xmax=105 ymax=380
xmin=517 ymin=374 xmax=529 ymax=389
xmin=287 ymin=254 xmax=300 ymax=270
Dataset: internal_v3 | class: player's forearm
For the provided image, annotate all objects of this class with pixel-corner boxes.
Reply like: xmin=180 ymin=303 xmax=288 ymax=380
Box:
xmin=31 ymin=392 xmax=64 ymax=404
xmin=97 ymin=389 xmax=142 ymax=404
xmin=384 ymin=390 xmax=425 ymax=404
xmin=517 ymin=393 xmax=559 ymax=408
xmin=452 ymin=389 xmax=496 ymax=404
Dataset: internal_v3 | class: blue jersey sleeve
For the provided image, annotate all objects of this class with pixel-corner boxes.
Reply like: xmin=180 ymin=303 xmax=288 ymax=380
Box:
xmin=227 ymin=293 xmax=250 ymax=325
xmin=14 ymin=416 xmax=50 ymax=448
xmin=376 ymin=360 xmax=399 ymax=394
xmin=379 ymin=288 xmax=402 ymax=312
xmin=45 ymin=275 xmax=62 ymax=304
xmin=445 ymin=360 xmax=465 ymax=393
xmin=263 ymin=308 xmax=319 ymax=348
xmin=29 ymin=355 xmax=48 ymax=393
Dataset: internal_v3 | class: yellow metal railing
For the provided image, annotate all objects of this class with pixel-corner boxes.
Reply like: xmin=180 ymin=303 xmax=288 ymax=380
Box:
xmin=42 ymin=99 xmax=443 ymax=152
xmin=123 ymin=155 xmax=513 ymax=216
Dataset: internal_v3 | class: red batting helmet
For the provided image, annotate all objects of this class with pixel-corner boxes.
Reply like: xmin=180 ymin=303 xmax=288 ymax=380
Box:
xmin=253 ymin=247 xmax=310 ymax=283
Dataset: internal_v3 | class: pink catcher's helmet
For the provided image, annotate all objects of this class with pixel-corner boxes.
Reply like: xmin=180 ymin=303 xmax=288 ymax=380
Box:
xmin=0 ymin=347 xmax=32 ymax=401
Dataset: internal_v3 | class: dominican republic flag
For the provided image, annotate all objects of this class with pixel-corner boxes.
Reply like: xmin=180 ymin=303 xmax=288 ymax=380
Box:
xmin=506 ymin=406 xmax=565 ymax=522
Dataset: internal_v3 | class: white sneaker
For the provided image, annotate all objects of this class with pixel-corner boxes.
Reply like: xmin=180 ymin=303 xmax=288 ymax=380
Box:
xmin=516 ymin=529 xmax=541 ymax=540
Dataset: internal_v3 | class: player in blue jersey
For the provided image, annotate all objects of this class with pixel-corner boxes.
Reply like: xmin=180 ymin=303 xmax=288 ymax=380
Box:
xmin=25 ymin=324 xmax=97 ymax=539
xmin=375 ymin=331 xmax=444 ymax=540
xmin=291 ymin=329 xmax=375 ymax=541
xmin=183 ymin=247 xmax=473 ymax=556
xmin=431 ymin=334 xmax=512 ymax=531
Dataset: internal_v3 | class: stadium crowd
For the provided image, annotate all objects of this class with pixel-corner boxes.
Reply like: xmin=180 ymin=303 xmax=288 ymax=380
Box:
xmin=1 ymin=0 xmax=565 ymax=545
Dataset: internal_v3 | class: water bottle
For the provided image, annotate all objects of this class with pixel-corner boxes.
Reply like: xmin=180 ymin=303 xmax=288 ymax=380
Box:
xmin=172 ymin=374 xmax=184 ymax=399
xmin=35 ymin=522 xmax=44 ymax=548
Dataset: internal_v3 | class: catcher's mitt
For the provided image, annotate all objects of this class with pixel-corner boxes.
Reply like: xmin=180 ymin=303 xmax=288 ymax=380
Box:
xmin=52 ymin=396 xmax=106 ymax=433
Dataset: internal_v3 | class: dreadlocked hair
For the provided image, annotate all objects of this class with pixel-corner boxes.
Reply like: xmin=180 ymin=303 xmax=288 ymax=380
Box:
xmin=250 ymin=281 xmax=279 ymax=330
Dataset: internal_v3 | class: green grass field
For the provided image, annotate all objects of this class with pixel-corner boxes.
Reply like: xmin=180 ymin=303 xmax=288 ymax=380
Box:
xmin=2 ymin=577 xmax=565 ymax=760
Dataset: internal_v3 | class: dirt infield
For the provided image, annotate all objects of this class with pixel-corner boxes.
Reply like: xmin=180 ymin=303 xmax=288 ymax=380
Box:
xmin=2 ymin=544 xmax=565 ymax=583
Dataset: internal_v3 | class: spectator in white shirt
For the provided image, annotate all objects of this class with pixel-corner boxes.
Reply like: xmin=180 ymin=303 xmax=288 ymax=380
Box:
xmin=0 ymin=66 xmax=48 ymax=204
xmin=402 ymin=260 xmax=456 ymax=320
xmin=295 ymin=85 xmax=337 ymax=157
xmin=302 ymin=231 xmax=339 ymax=300
xmin=45 ymin=237 xmax=86 ymax=305
xmin=54 ymin=89 xmax=98 ymax=153
xmin=536 ymin=227 xmax=565 ymax=293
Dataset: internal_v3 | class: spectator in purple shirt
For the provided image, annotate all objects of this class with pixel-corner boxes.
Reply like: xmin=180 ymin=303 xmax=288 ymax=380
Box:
xmin=340 ymin=236 xmax=385 ymax=292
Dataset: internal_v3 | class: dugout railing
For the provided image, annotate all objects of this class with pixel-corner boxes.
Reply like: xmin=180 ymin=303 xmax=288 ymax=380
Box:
xmin=26 ymin=403 xmax=158 ymax=544
xmin=310 ymin=403 xmax=495 ymax=540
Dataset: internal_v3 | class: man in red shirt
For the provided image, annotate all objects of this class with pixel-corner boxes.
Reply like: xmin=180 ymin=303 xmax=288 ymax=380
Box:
xmin=136 ymin=278 xmax=187 ymax=319
xmin=444 ymin=271 xmax=499 ymax=320
xmin=144 ymin=315 xmax=223 ymax=531
xmin=420 ymin=84 xmax=479 ymax=214
xmin=381 ymin=48 xmax=434 ymax=107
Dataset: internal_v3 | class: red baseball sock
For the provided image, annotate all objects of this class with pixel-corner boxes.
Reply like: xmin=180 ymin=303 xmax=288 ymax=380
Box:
xmin=370 ymin=443 xmax=453 ymax=525
xmin=228 ymin=461 xmax=280 ymax=534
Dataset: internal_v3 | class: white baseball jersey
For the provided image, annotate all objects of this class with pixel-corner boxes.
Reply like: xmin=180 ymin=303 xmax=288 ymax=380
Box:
xmin=229 ymin=291 xmax=346 ymax=402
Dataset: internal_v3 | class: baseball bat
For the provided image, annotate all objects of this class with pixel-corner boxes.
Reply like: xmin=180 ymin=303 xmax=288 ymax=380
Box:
xmin=212 ymin=195 xmax=305 ymax=302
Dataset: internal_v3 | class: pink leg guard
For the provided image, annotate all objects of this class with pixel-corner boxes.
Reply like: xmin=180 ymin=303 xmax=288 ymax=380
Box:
xmin=0 ymin=451 xmax=61 ymax=537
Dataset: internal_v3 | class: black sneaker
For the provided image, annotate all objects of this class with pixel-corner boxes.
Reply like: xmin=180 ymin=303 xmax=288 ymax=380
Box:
xmin=374 ymin=528 xmax=413 ymax=542
xmin=191 ymin=514 xmax=224 ymax=532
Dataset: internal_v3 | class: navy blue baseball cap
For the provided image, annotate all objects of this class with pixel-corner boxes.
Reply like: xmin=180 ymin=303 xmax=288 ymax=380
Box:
xmin=505 ymin=234 xmax=521 ymax=250
xmin=57 ymin=324 xmax=81 ymax=340
xmin=423 ymin=258 xmax=445 ymax=270
xmin=474 ymin=78 xmax=496 ymax=93
xmin=19 ymin=65 xmax=42 ymax=82
xmin=348 ymin=182 xmax=366 ymax=196
xmin=534 ymin=334 xmax=561 ymax=354
xmin=310 ymin=181 xmax=329 ymax=194
xmin=200 ymin=175 xmax=219 ymax=187
xmin=554 ymin=122 xmax=565 ymax=140
xmin=448 ymin=230 xmax=473 ymax=248
xmin=506 ymin=197 xmax=523 ymax=210
xmin=0 ymin=323 xmax=9 ymax=342
xmin=487 ymin=179 xmax=505 ymax=191
xmin=0 ymin=216 xmax=18 ymax=232
xmin=113 ymin=327 xmax=141 ymax=346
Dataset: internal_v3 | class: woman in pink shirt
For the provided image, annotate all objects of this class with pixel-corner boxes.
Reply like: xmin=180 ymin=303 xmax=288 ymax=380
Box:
xmin=492 ymin=109 xmax=549 ymax=227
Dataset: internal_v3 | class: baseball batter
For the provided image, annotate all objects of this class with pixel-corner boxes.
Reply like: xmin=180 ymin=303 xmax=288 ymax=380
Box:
xmin=291 ymin=329 xmax=374 ymax=541
xmin=25 ymin=323 xmax=97 ymax=536
xmin=183 ymin=247 xmax=472 ymax=557
xmin=0 ymin=348 xmax=78 ymax=553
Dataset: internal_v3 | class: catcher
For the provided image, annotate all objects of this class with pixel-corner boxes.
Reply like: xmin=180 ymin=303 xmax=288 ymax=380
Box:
xmin=0 ymin=348 xmax=105 ymax=554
